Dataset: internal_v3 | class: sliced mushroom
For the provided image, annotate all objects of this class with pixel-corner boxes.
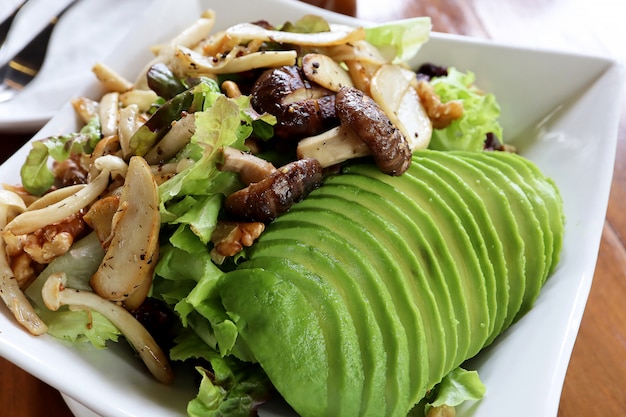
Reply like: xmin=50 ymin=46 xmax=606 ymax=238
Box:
xmin=218 ymin=147 xmax=276 ymax=185
xmin=335 ymin=86 xmax=412 ymax=176
xmin=225 ymin=158 xmax=323 ymax=223
xmin=302 ymin=53 xmax=353 ymax=92
xmin=118 ymin=104 xmax=142 ymax=159
xmin=171 ymin=46 xmax=297 ymax=77
xmin=369 ymin=64 xmax=432 ymax=150
xmin=250 ymin=66 xmax=337 ymax=140
xmin=90 ymin=156 xmax=159 ymax=311
xmin=327 ymin=40 xmax=389 ymax=96
xmin=42 ymin=272 xmax=173 ymax=384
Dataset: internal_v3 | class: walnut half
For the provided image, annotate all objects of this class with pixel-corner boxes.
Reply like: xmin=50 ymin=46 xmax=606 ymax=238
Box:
xmin=416 ymin=79 xmax=464 ymax=130
xmin=210 ymin=220 xmax=265 ymax=261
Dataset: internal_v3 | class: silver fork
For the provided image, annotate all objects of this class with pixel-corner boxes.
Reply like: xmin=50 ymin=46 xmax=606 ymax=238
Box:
xmin=0 ymin=0 xmax=79 ymax=103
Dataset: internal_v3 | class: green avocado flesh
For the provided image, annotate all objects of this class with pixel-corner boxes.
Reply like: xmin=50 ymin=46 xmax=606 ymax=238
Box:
xmin=217 ymin=149 xmax=565 ymax=417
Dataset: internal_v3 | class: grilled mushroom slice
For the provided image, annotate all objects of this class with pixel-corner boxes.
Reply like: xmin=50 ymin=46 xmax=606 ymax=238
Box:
xmin=90 ymin=156 xmax=159 ymax=311
xmin=335 ymin=86 xmax=412 ymax=176
xmin=225 ymin=158 xmax=323 ymax=223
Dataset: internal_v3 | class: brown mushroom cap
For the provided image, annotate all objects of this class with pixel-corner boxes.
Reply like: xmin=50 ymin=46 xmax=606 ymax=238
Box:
xmin=224 ymin=158 xmax=323 ymax=223
xmin=250 ymin=66 xmax=338 ymax=140
xmin=335 ymin=86 xmax=412 ymax=176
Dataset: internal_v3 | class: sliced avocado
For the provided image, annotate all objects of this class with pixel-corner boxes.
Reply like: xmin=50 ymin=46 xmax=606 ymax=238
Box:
xmin=348 ymin=163 xmax=491 ymax=363
xmin=418 ymin=150 xmax=527 ymax=331
xmin=407 ymin=157 xmax=498 ymax=342
xmin=478 ymin=151 xmax=564 ymax=277
xmin=246 ymin=209 xmax=414 ymax=416
xmin=458 ymin=155 xmax=546 ymax=317
xmin=219 ymin=261 xmax=362 ymax=417
xmin=290 ymin=199 xmax=419 ymax=412
xmin=459 ymin=151 xmax=554 ymax=287
xmin=412 ymin=153 xmax=508 ymax=345
xmin=217 ymin=149 xmax=565 ymax=417
xmin=311 ymin=181 xmax=448 ymax=392
xmin=248 ymin=231 xmax=388 ymax=416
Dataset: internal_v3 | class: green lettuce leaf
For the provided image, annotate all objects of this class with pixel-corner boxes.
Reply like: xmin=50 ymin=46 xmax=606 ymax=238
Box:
xmin=153 ymin=244 xmax=239 ymax=357
xmin=158 ymin=94 xmax=248 ymax=210
xmin=365 ymin=17 xmax=432 ymax=63
xmin=170 ymin=332 xmax=272 ymax=417
xmin=280 ymin=14 xmax=331 ymax=34
xmin=424 ymin=367 xmax=486 ymax=415
xmin=24 ymin=233 xmax=121 ymax=348
xmin=427 ymin=68 xmax=504 ymax=152
xmin=20 ymin=116 xmax=101 ymax=195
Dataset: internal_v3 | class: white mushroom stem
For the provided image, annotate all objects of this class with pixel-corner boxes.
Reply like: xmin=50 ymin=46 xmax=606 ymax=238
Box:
xmin=5 ymin=166 xmax=111 ymax=235
xmin=99 ymin=92 xmax=120 ymax=137
xmin=219 ymin=147 xmax=276 ymax=184
xmin=301 ymin=53 xmax=354 ymax=92
xmin=26 ymin=184 xmax=86 ymax=211
xmin=0 ymin=192 xmax=47 ymax=335
xmin=369 ymin=64 xmax=433 ymax=150
xmin=297 ymin=125 xmax=369 ymax=168
xmin=42 ymin=272 xmax=173 ymax=384
xmin=94 ymin=154 xmax=128 ymax=179
xmin=0 ymin=273 xmax=48 ymax=335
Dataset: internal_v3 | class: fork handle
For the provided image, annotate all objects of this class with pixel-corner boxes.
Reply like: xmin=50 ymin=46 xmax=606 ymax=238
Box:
xmin=7 ymin=0 xmax=80 ymax=71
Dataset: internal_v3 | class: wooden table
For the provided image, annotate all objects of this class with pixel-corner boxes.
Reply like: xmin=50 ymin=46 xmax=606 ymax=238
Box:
xmin=1 ymin=0 xmax=624 ymax=415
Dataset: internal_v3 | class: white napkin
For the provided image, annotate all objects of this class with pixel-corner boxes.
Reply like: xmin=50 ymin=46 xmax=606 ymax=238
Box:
xmin=0 ymin=0 xmax=152 ymax=132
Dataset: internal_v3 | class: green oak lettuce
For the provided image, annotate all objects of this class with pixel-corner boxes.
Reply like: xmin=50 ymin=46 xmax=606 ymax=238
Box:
xmin=427 ymin=68 xmax=504 ymax=152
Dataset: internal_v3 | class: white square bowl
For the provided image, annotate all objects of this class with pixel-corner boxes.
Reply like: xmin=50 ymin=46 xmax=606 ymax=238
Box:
xmin=0 ymin=0 xmax=623 ymax=416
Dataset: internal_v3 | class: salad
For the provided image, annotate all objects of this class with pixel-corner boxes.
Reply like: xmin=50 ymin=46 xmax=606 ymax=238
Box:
xmin=0 ymin=9 xmax=563 ymax=417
